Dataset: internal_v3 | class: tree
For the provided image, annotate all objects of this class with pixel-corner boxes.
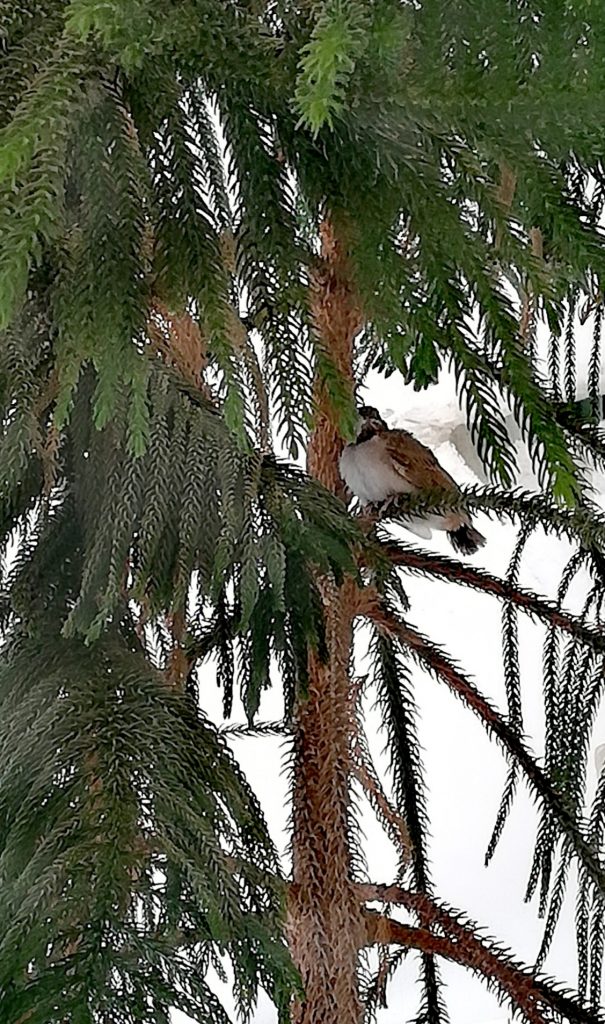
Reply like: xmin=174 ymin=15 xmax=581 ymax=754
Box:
xmin=3 ymin=1 xmax=605 ymax=1021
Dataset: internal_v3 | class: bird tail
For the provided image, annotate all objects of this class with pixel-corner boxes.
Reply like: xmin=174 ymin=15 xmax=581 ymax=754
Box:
xmin=447 ymin=522 xmax=486 ymax=555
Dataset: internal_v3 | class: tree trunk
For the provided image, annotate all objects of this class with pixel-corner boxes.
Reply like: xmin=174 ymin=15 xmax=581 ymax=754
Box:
xmin=288 ymin=219 xmax=366 ymax=1023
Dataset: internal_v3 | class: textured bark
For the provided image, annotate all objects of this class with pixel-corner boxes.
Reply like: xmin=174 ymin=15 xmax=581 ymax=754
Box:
xmin=306 ymin=219 xmax=361 ymax=498
xmin=363 ymin=894 xmax=599 ymax=1024
xmin=287 ymin=218 xmax=366 ymax=1023
xmin=365 ymin=914 xmax=548 ymax=1024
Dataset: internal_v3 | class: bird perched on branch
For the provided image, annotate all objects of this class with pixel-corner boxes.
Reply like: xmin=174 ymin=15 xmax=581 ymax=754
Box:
xmin=339 ymin=405 xmax=486 ymax=555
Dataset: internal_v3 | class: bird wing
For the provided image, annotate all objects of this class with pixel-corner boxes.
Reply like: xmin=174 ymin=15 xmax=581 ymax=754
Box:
xmin=382 ymin=429 xmax=459 ymax=493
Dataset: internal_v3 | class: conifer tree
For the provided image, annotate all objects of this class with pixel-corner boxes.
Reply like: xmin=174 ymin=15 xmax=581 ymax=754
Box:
xmin=4 ymin=2 xmax=605 ymax=1022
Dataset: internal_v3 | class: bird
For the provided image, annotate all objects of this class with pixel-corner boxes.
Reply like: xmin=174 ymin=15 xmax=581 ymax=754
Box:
xmin=339 ymin=405 xmax=486 ymax=555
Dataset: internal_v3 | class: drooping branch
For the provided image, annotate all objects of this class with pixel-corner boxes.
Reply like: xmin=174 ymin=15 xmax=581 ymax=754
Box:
xmin=367 ymin=628 xmax=446 ymax=1017
xmin=350 ymin=727 xmax=412 ymax=865
xmin=485 ymin=523 xmax=530 ymax=865
xmin=363 ymin=892 xmax=601 ymax=1024
xmin=377 ymin=538 xmax=605 ymax=654
xmin=360 ymin=596 xmax=605 ymax=899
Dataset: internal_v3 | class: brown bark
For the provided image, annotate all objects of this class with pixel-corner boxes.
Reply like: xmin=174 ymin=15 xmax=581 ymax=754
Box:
xmin=306 ymin=219 xmax=362 ymax=497
xmin=166 ymin=606 xmax=189 ymax=689
xmin=287 ymin=217 xmax=366 ymax=1023
xmin=148 ymin=302 xmax=213 ymax=398
xmin=365 ymin=914 xmax=546 ymax=1024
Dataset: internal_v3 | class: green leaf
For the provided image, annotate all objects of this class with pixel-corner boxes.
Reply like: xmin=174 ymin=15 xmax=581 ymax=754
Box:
xmin=295 ymin=0 xmax=368 ymax=135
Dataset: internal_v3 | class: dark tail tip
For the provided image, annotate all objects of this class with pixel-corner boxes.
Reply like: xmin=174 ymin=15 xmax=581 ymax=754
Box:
xmin=447 ymin=523 xmax=486 ymax=556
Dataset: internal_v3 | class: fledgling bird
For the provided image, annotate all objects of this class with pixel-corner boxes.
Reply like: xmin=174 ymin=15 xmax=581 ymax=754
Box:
xmin=339 ymin=405 xmax=486 ymax=555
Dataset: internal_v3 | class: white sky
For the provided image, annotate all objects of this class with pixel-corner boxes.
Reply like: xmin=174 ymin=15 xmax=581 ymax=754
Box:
xmin=175 ymin=349 xmax=605 ymax=1024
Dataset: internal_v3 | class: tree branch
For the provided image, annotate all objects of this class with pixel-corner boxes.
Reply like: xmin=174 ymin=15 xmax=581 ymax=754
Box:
xmin=348 ymin=671 xmax=412 ymax=864
xmin=378 ymin=539 xmax=605 ymax=653
xmin=351 ymin=758 xmax=412 ymax=864
xmin=148 ymin=302 xmax=215 ymax=400
xmin=365 ymin=485 xmax=605 ymax=551
xmin=364 ymin=905 xmax=600 ymax=1024
xmin=361 ymin=597 xmax=605 ymax=899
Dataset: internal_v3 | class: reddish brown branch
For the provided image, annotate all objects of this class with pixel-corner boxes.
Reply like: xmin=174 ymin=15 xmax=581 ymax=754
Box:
xmin=148 ymin=302 xmax=213 ymax=398
xmin=361 ymin=597 xmax=605 ymax=898
xmin=380 ymin=541 xmax=605 ymax=653
xmin=306 ymin=217 xmax=362 ymax=497
xmin=365 ymin=905 xmax=598 ymax=1024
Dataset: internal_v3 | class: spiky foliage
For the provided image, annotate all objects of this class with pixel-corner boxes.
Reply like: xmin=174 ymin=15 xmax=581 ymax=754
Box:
xmin=4 ymin=2 xmax=605 ymax=1023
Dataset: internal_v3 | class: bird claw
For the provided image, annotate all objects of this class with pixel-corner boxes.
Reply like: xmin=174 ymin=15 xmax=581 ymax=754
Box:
xmin=374 ymin=495 xmax=399 ymax=517
xmin=363 ymin=496 xmax=397 ymax=518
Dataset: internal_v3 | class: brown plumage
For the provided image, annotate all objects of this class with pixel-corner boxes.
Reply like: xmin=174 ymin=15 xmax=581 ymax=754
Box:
xmin=339 ymin=405 xmax=486 ymax=555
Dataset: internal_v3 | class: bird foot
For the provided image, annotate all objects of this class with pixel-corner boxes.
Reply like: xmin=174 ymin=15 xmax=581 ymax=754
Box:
xmin=362 ymin=496 xmax=397 ymax=519
xmin=374 ymin=495 xmax=399 ymax=517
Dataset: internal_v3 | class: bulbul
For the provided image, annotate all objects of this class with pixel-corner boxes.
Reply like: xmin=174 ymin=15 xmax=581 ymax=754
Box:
xmin=339 ymin=405 xmax=486 ymax=555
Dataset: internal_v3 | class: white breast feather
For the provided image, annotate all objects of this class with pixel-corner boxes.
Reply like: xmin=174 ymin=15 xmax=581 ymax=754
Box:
xmin=339 ymin=436 xmax=415 ymax=504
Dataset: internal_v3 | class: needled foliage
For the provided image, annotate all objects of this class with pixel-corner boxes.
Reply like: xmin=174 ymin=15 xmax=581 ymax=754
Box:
xmin=4 ymin=1 xmax=605 ymax=1022
xmin=0 ymin=292 xmax=359 ymax=1020
xmin=0 ymin=623 xmax=293 ymax=1024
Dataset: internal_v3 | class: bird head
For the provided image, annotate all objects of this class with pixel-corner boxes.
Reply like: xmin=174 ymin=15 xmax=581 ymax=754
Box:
xmin=355 ymin=405 xmax=388 ymax=440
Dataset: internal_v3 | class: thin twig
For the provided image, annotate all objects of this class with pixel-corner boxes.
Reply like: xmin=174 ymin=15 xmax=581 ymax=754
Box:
xmin=351 ymin=759 xmax=412 ymax=863
xmin=348 ymin=671 xmax=412 ymax=862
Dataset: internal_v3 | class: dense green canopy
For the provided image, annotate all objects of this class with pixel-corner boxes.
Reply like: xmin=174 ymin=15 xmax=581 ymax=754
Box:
xmin=3 ymin=2 xmax=605 ymax=1021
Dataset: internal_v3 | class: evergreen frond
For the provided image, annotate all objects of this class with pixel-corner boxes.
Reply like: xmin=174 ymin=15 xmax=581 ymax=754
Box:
xmin=588 ymin=308 xmax=603 ymax=421
xmin=376 ymin=536 xmax=605 ymax=654
xmin=0 ymin=622 xmax=296 ymax=1023
xmin=294 ymin=0 xmax=369 ymax=136
xmin=381 ymin=485 xmax=605 ymax=549
xmin=442 ymin=329 xmax=518 ymax=487
xmin=371 ymin=629 xmax=447 ymax=1022
xmin=485 ymin=525 xmax=530 ymax=864
xmin=363 ymin=885 xmax=602 ymax=1024
xmin=369 ymin=606 xmax=605 ymax=902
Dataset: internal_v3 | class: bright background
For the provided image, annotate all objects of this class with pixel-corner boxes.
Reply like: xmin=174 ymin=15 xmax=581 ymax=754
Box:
xmin=177 ymin=349 xmax=605 ymax=1023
